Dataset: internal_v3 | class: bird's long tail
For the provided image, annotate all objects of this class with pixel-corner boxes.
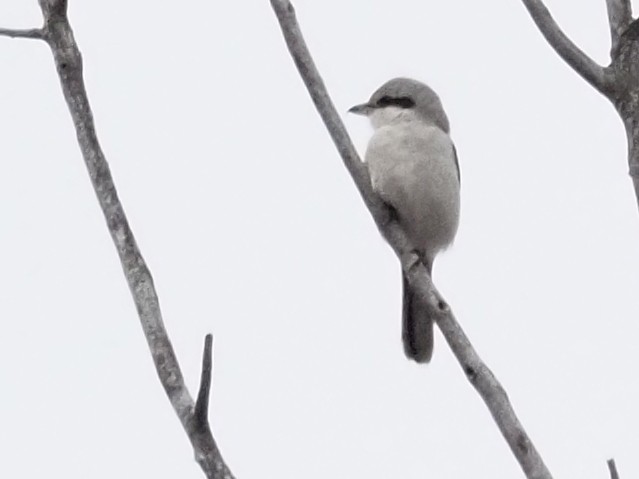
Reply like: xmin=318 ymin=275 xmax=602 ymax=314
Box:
xmin=402 ymin=271 xmax=434 ymax=363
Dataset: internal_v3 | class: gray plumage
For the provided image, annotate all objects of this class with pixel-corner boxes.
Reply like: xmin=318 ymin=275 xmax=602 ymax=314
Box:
xmin=349 ymin=77 xmax=460 ymax=363
xmin=368 ymin=77 xmax=451 ymax=133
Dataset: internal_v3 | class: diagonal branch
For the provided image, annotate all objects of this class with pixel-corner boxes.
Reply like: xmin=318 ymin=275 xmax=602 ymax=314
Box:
xmin=0 ymin=27 xmax=43 ymax=40
xmin=521 ymin=0 xmax=614 ymax=96
xmin=0 ymin=1 xmax=234 ymax=478
xmin=269 ymin=2 xmax=552 ymax=479
xmin=607 ymin=459 xmax=620 ymax=479
xmin=606 ymin=0 xmax=633 ymax=56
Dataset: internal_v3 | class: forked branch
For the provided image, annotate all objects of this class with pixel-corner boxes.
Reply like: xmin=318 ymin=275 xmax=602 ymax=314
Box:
xmin=1 ymin=2 xmax=233 ymax=477
xmin=270 ymin=1 xmax=552 ymax=479
xmin=521 ymin=0 xmax=614 ymax=95
xmin=521 ymin=1 xmax=639 ymax=211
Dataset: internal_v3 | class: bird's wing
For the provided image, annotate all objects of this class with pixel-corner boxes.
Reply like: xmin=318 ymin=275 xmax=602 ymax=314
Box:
xmin=452 ymin=144 xmax=461 ymax=185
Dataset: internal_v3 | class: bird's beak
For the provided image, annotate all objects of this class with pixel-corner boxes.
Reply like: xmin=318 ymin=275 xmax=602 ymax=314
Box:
xmin=348 ymin=102 xmax=373 ymax=115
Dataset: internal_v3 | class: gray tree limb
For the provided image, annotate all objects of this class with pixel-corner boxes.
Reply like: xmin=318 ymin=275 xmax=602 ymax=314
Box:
xmin=606 ymin=0 xmax=633 ymax=56
xmin=520 ymin=0 xmax=614 ymax=95
xmin=516 ymin=3 xmax=635 ymax=474
xmin=195 ymin=334 xmax=214 ymax=429
xmin=0 ymin=27 xmax=43 ymax=39
xmin=521 ymin=1 xmax=639 ymax=210
xmin=607 ymin=459 xmax=620 ymax=479
xmin=612 ymin=18 xmax=639 ymax=212
xmin=1 ymin=2 xmax=234 ymax=477
xmin=270 ymin=2 xmax=552 ymax=479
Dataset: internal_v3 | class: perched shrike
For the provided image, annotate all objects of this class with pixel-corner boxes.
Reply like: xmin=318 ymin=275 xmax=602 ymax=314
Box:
xmin=349 ymin=78 xmax=460 ymax=363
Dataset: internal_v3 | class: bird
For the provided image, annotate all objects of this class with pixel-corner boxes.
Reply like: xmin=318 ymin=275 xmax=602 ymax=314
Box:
xmin=349 ymin=77 xmax=460 ymax=363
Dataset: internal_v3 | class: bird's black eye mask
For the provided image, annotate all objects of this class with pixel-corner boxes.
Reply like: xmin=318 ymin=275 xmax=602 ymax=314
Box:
xmin=375 ymin=95 xmax=415 ymax=109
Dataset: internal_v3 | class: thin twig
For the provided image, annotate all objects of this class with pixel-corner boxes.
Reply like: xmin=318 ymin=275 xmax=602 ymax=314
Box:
xmin=607 ymin=459 xmax=620 ymax=479
xmin=269 ymin=2 xmax=553 ymax=479
xmin=606 ymin=0 xmax=633 ymax=56
xmin=6 ymin=2 xmax=234 ymax=478
xmin=195 ymin=334 xmax=214 ymax=429
xmin=0 ymin=28 xmax=43 ymax=40
xmin=521 ymin=0 xmax=615 ymax=96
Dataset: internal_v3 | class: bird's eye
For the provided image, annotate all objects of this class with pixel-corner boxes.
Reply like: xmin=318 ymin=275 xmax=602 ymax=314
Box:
xmin=376 ymin=96 xmax=415 ymax=109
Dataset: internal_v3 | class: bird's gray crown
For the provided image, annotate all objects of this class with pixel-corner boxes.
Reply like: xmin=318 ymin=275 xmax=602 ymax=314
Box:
xmin=368 ymin=77 xmax=450 ymax=133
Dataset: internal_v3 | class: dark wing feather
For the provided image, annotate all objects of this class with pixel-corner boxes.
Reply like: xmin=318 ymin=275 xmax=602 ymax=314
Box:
xmin=452 ymin=144 xmax=461 ymax=185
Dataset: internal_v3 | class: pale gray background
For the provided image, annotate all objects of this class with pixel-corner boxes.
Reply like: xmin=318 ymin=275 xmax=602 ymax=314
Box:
xmin=1 ymin=1 xmax=637 ymax=478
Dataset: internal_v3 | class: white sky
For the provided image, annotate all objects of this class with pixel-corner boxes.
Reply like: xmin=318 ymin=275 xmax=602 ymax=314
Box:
xmin=1 ymin=1 xmax=638 ymax=478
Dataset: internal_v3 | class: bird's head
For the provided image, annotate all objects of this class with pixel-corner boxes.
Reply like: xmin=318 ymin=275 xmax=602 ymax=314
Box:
xmin=349 ymin=77 xmax=449 ymax=132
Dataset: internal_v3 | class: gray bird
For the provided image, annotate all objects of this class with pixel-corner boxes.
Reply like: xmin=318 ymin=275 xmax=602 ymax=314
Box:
xmin=349 ymin=77 xmax=460 ymax=363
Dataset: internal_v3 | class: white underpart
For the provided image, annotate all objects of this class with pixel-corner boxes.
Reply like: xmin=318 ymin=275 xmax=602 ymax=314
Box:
xmin=364 ymin=106 xmax=460 ymax=264
xmin=369 ymin=106 xmax=418 ymax=129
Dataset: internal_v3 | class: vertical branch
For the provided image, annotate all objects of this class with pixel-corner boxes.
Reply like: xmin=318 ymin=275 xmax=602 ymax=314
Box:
xmin=195 ymin=334 xmax=214 ymax=429
xmin=621 ymin=112 xmax=639 ymax=211
xmin=612 ymin=20 xmax=639 ymax=211
xmin=38 ymin=0 xmax=68 ymax=16
xmin=270 ymin=2 xmax=553 ymax=479
xmin=606 ymin=0 xmax=633 ymax=56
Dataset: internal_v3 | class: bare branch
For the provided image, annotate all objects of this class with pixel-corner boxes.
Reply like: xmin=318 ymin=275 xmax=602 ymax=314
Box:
xmin=270 ymin=2 xmax=552 ymax=479
xmin=15 ymin=5 xmax=234 ymax=479
xmin=268 ymin=0 xmax=415 ymax=261
xmin=0 ymin=28 xmax=43 ymax=40
xmin=268 ymin=1 xmax=386 ymax=221
xmin=194 ymin=334 xmax=214 ymax=429
xmin=521 ymin=0 xmax=614 ymax=96
xmin=38 ymin=0 xmax=68 ymax=17
xmin=607 ymin=459 xmax=620 ymax=479
xmin=606 ymin=0 xmax=633 ymax=56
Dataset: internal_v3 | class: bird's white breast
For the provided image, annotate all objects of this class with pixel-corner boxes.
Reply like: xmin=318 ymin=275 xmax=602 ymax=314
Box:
xmin=365 ymin=120 xmax=460 ymax=259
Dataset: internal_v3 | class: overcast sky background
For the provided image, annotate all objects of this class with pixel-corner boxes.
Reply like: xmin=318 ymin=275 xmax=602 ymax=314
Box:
xmin=1 ymin=1 xmax=638 ymax=478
